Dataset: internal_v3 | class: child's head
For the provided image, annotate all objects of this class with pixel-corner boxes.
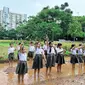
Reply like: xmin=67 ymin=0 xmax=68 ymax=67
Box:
xmin=57 ymin=43 xmax=62 ymax=48
xmin=37 ymin=42 xmax=41 ymax=48
xmin=35 ymin=42 xmax=38 ymax=48
xmin=30 ymin=41 xmax=33 ymax=45
xmin=44 ymin=40 xmax=48 ymax=45
xmin=18 ymin=42 xmax=21 ymax=45
xmin=10 ymin=43 xmax=13 ymax=47
xmin=71 ymin=44 xmax=75 ymax=49
xmin=21 ymin=47 xmax=26 ymax=53
xmin=79 ymin=44 xmax=82 ymax=46
xmin=49 ymin=41 xmax=52 ymax=47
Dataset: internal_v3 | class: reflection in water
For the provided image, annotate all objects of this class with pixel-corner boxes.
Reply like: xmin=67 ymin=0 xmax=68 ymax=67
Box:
xmin=72 ymin=67 xmax=75 ymax=76
xmin=0 ymin=57 xmax=85 ymax=85
xmin=84 ymin=64 xmax=85 ymax=73
xmin=7 ymin=73 xmax=14 ymax=85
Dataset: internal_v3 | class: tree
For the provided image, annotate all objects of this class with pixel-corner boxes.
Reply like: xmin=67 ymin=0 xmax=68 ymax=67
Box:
xmin=68 ymin=19 xmax=84 ymax=41
xmin=0 ymin=23 xmax=4 ymax=31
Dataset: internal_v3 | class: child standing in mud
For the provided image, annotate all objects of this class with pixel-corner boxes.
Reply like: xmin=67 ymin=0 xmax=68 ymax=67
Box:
xmin=28 ymin=41 xmax=35 ymax=60
xmin=77 ymin=44 xmax=83 ymax=68
xmin=32 ymin=42 xmax=46 ymax=78
xmin=16 ymin=47 xmax=28 ymax=82
xmin=56 ymin=43 xmax=65 ymax=73
xmin=46 ymin=41 xmax=56 ymax=75
xmin=70 ymin=44 xmax=83 ymax=70
xmin=8 ymin=43 xmax=15 ymax=68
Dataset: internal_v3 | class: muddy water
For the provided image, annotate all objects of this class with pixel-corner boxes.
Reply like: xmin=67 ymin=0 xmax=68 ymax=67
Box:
xmin=0 ymin=57 xmax=85 ymax=85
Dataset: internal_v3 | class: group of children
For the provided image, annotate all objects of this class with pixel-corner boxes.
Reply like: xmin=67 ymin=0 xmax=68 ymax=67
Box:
xmin=7 ymin=41 xmax=85 ymax=82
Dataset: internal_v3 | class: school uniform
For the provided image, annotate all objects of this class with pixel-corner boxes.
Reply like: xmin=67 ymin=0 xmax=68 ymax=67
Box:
xmin=56 ymin=48 xmax=65 ymax=64
xmin=77 ymin=48 xmax=83 ymax=63
xmin=28 ymin=45 xmax=35 ymax=58
xmin=46 ymin=47 xmax=56 ymax=68
xmin=32 ymin=48 xmax=44 ymax=69
xmin=8 ymin=47 xmax=15 ymax=61
xmin=43 ymin=45 xmax=48 ymax=59
xmin=70 ymin=48 xmax=78 ymax=64
xmin=16 ymin=53 xmax=28 ymax=74
xmin=83 ymin=50 xmax=85 ymax=63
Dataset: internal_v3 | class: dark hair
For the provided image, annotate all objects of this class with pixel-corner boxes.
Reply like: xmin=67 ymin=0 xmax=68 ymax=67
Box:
xmin=20 ymin=46 xmax=24 ymax=52
xmin=10 ymin=42 xmax=13 ymax=46
xmin=18 ymin=42 xmax=21 ymax=45
xmin=49 ymin=41 xmax=52 ymax=46
xmin=79 ymin=44 xmax=82 ymax=46
xmin=30 ymin=41 xmax=33 ymax=44
xmin=49 ymin=41 xmax=52 ymax=53
xmin=70 ymin=44 xmax=75 ymax=49
xmin=57 ymin=43 xmax=62 ymax=48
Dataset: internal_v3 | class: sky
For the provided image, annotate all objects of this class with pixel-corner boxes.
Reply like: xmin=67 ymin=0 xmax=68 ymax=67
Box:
xmin=0 ymin=0 xmax=85 ymax=16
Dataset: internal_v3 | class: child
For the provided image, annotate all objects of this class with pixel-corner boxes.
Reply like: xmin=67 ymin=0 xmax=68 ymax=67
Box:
xmin=28 ymin=41 xmax=35 ymax=60
xmin=8 ymin=43 xmax=15 ymax=67
xmin=70 ymin=44 xmax=78 ymax=70
xmin=32 ymin=42 xmax=45 ymax=77
xmin=16 ymin=47 xmax=28 ymax=82
xmin=46 ymin=41 xmax=56 ymax=75
xmin=77 ymin=44 xmax=83 ymax=68
xmin=70 ymin=44 xmax=83 ymax=70
xmin=56 ymin=43 xmax=65 ymax=73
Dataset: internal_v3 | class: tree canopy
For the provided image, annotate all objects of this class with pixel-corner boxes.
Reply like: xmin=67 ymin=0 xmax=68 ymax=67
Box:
xmin=0 ymin=2 xmax=85 ymax=41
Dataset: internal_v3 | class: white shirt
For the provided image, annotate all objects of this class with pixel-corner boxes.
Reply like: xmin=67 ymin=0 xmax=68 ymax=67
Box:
xmin=19 ymin=53 xmax=27 ymax=61
xmin=29 ymin=45 xmax=35 ymax=52
xmin=78 ymin=48 xmax=83 ymax=55
xmin=56 ymin=48 xmax=63 ymax=54
xmin=17 ymin=46 xmax=20 ymax=51
xmin=8 ymin=47 xmax=15 ymax=54
xmin=35 ymin=48 xmax=44 ymax=55
xmin=71 ymin=48 xmax=77 ymax=55
xmin=47 ymin=47 xmax=55 ymax=54
xmin=83 ymin=50 xmax=85 ymax=56
xmin=43 ymin=45 xmax=47 ymax=51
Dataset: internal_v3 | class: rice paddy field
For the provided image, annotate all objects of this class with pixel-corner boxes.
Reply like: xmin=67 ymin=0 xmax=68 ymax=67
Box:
xmin=0 ymin=40 xmax=83 ymax=61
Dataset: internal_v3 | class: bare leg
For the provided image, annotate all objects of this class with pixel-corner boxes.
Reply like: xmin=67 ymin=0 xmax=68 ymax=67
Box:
xmin=34 ymin=69 xmax=36 ymax=78
xmin=38 ymin=69 xmax=40 ymax=77
xmin=22 ymin=74 xmax=24 ymax=82
xmin=57 ymin=65 xmax=59 ymax=72
xmin=18 ymin=74 xmax=20 ymax=83
xmin=79 ymin=63 xmax=82 ymax=69
xmin=59 ymin=64 xmax=62 ymax=73
xmin=72 ymin=64 xmax=75 ymax=70
xmin=72 ymin=64 xmax=75 ymax=76
xmin=49 ymin=67 xmax=52 ymax=75
xmin=46 ymin=68 xmax=48 ymax=75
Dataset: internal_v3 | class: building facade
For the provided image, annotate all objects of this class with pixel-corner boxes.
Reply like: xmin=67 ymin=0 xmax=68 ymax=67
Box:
xmin=0 ymin=7 xmax=27 ymax=30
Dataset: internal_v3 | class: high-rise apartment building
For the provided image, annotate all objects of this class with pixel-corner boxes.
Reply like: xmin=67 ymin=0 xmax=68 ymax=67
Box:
xmin=0 ymin=7 xmax=27 ymax=30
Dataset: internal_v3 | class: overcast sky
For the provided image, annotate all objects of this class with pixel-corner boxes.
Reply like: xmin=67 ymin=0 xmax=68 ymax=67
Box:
xmin=0 ymin=0 xmax=85 ymax=16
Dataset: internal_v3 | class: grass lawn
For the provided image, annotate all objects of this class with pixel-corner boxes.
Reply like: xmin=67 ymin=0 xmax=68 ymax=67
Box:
xmin=0 ymin=40 xmax=83 ymax=61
